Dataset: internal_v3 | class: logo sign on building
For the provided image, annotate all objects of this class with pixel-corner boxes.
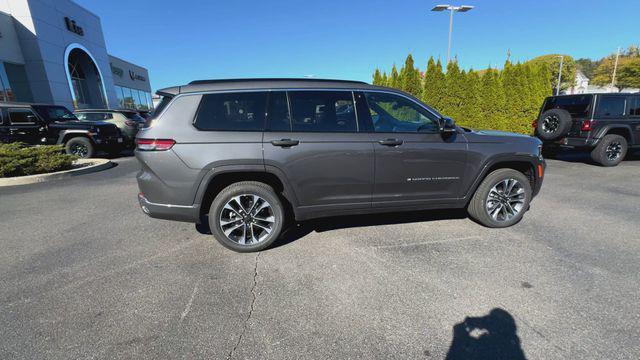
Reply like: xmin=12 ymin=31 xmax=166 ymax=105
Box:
xmin=64 ymin=17 xmax=84 ymax=36
xmin=129 ymin=70 xmax=146 ymax=82
xmin=111 ymin=64 xmax=124 ymax=78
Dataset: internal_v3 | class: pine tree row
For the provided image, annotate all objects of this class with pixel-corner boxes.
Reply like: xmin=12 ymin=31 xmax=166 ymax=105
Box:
xmin=372 ymin=55 xmax=553 ymax=134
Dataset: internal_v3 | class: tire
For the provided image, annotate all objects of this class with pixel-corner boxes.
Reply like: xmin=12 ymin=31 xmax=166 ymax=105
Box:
xmin=65 ymin=137 xmax=95 ymax=158
xmin=537 ymin=109 xmax=572 ymax=141
xmin=590 ymin=134 xmax=627 ymax=167
xmin=208 ymin=181 xmax=285 ymax=252
xmin=468 ymin=169 xmax=532 ymax=228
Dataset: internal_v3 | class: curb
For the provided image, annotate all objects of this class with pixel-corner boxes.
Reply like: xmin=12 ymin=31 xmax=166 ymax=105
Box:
xmin=0 ymin=159 xmax=114 ymax=187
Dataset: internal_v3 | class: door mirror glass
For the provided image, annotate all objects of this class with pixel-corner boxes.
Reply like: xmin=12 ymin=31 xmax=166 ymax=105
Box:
xmin=440 ymin=117 xmax=456 ymax=133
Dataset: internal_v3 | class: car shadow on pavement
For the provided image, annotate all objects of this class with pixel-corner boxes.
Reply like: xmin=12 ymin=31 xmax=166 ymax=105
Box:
xmin=550 ymin=148 xmax=640 ymax=164
xmin=445 ymin=308 xmax=527 ymax=360
xmin=273 ymin=208 xmax=468 ymax=249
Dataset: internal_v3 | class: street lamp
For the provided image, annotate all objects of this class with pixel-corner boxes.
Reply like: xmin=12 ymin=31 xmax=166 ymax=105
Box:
xmin=556 ymin=55 xmax=564 ymax=95
xmin=431 ymin=4 xmax=474 ymax=65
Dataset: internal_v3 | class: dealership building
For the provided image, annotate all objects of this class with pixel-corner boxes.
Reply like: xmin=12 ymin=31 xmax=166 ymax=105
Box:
xmin=0 ymin=0 xmax=153 ymax=111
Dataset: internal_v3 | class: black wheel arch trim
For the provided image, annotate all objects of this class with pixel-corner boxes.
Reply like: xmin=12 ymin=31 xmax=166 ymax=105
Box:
xmin=57 ymin=130 xmax=95 ymax=145
xmin=592 ymin=125 xmax=634 ymax=146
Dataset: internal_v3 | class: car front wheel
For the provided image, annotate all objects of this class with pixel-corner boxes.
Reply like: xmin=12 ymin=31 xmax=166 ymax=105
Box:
xmin=467 ymin=169 xmax=532 ymax=228
xmin=209 ymin=181 xmax=284 ymax=252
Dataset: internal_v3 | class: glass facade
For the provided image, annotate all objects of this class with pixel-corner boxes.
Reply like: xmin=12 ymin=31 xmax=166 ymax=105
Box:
xmin=0 ymin=62 xmax=34 ymax=103
xmin=114 ymin=85 xmax=152 ymax=110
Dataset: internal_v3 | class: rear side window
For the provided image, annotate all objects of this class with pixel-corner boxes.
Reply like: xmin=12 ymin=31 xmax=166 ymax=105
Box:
xmin=8 ymin=108 xmax=37 ymax=124
xmin=628 ymin=97 xmax=640 ymax=117
xmin=288 ymin=91 xmax=357 ymax=132
xmin=194 ymin=92 xmax=267 ymax=131
xmin=543 ymin=95 xmax=592 ymax=118
xmin=596 ymin=96 xmax=626 ymax=117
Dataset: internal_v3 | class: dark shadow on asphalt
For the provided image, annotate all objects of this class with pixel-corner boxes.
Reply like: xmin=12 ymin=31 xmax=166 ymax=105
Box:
xmin=195 ymin=208 xmax=469 ymax=249
xmin=101 ymin=149 xmax=135 ymax=159
xmin=549 ymin=148 xmax=640 ymax=165
xmin=272 ymin=208 xmax=468 ymax=249
xmin=445 ymin=308 xmax=527 ymax=360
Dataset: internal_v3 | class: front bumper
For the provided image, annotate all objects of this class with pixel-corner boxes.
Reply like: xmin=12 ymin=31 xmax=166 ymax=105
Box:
xmin=138 ymin=193 xmax=200 ymax=223
xmin=533 ymin=158 xmax=546 ymax=198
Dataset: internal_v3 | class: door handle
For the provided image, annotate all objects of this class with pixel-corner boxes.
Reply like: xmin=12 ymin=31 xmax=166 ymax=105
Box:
xmin=378 ymin=138 xmax=403 ymax=147
xmin=271 ymin=139 xmax=300 ymax=147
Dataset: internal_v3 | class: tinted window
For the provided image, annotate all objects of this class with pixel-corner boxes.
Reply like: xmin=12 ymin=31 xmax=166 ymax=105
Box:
xmin=8 ymin=108 xmax=37 ymax=124
xmin=596 ymin=96 xmax=626 ymax=117
xmin=267 ymin=92 xmax=291 ymax=131
xmin=194 ymin=92 xmax=267 ymax=131
xmin=364 ymin=92 xmax=439 ymax=133
xmin=288 ymin=91 xmax=356 ymax=132
xmin=628 ymin=97 xmax=640 ymax=117
xmin=77 ymin=112 xmax=112 ymax=121
xmin=32 ymin=105 xmax=77 ymax=122
xmin=543 ymin=95 xmax=592 ymax=117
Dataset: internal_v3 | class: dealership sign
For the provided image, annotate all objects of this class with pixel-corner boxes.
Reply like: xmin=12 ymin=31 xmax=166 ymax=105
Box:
xmin=64 ymin=17 xmax=84 ymax=36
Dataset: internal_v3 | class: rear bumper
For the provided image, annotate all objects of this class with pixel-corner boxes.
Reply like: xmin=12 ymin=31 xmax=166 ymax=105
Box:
xmin=544 ymin=136 xmax=598 ymax=148
xmin=93 ymin=135 xmax=124 ymax=149
xmin=138 ymin=193 xmax=200 ymax=223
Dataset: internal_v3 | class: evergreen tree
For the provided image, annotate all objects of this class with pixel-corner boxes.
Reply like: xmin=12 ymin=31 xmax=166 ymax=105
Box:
xmin=372 ymin=68 xmax=383 ymax=86
xmin=441 ymin=60 xmax=465 ymax=120
xmin=390 ymin=64 xmax=400 ymax=89
xmin=400 ymin=54 xmax=422 ymax=97
xmin=478 ymin=68 xmax=507 ymax=131
xmin=460 ymin=70 xmax=481 ymax=128
xmin=381 ymin=71 xmax=389 ymax=87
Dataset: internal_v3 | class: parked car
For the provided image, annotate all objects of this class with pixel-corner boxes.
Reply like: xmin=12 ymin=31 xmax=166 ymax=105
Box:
xmin=0 ymin=102 xmax=123 ymax=158
xmin=75 ymin=109 xmax=145 ymax=148
xmin=533 ymin=93 xmax=640 ymax=166
xmin=135 ymin=79 xmax=545 ymax=252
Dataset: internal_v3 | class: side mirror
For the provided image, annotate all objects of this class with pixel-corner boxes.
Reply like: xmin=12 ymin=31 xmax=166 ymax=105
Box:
xmin=440 ymin=116 xmax=456 ymax=134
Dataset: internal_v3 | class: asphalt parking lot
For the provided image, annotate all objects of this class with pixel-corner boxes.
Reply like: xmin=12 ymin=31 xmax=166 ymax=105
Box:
xmin=1 ymin=151 xmax=639 ymax=359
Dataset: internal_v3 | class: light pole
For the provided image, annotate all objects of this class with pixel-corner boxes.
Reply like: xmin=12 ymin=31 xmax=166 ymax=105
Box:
xmin=431 ymin=4 xmax=474 ymax=65
xmin=556 ymin=55 xmax=564 ymax=95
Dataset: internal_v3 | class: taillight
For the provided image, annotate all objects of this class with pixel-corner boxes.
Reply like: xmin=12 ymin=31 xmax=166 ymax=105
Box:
xmin=125 ymin=120 xmax=137 ymax=127
xmin=580 ymin=120 xmax=594 ymax=132
xmin=136 ymin=138 xmax=175 ymax=151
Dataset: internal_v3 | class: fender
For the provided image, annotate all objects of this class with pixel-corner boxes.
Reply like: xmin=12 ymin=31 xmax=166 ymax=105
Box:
xmin=56 ymin=130 xmax=93 ymax=145
xmin=462 ymin=153 xmax=541 ymax=202
xmin=192 ymin=164 xmax=300 ymax=212
xmin=592 ymin=124 xmax=635 ymax=145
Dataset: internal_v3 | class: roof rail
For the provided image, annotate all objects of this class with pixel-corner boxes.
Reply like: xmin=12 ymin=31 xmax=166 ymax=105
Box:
xmin=187 ymin=78 xmax=368 ymax=85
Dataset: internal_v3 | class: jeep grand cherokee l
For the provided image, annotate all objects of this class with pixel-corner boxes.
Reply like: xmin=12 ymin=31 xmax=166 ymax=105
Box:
xmin=534 ymin=93 xmax=640 ymax=166
xmin=135 ymin=79 xmax=545 ymax=252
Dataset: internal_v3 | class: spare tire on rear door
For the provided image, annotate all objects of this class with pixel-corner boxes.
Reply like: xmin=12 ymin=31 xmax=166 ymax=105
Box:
xmin=537 ymin=109 xmax=573 ymax=141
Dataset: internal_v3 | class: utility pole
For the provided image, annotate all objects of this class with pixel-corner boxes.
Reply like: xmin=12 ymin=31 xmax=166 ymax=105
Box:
xmin=556 ymin=55 xmax=564 ymax=96
xmin=431 ymin=5 xmax=475 ymax=65
xmin=611 ymin=46 xmax=621 ymax=89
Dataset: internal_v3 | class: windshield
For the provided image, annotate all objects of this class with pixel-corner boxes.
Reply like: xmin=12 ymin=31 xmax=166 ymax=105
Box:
xmin=32 ymin=105 xmax=78 ymax=122
xmin=543 ymin=95 xmax=593 ymax=118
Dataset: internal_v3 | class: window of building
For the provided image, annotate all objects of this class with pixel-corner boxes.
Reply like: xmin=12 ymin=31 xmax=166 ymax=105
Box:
xmin=288 ymin=91 xmax=357 ymax=132
xmin=194 ymin=92 xmax=267 ymax=131
xmin=114 ymin=86 xmax=125 ymax=108
xmin=0 ymin=62 xmax=33 ymax=103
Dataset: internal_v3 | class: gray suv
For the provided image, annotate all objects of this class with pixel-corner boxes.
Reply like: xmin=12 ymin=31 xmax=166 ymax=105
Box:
xmin=136 ymin=79 xmax=545 ymax=252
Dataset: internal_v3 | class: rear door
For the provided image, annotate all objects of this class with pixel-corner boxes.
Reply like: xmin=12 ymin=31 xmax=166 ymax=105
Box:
xmin=6 ymin=107 xmax=41 ymax=144
xmin=627 ymin=95 xmax=640 ymax=144
xmin=262 ymin=90 xmax=374 ymax=212
xmin=361 ymin=91 xmax=468 ymax=206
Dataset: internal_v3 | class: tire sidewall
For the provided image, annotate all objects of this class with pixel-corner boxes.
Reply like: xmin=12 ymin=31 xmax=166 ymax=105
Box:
xmin=209 ymin=183 xmax=284 ymax=252
xmin=65 ymin=137 xmax=95 ymax=158
xmin=471 ymin=169 xmax=532 ymax=228
xmin=592 ymin=135 xmax=627 ymax=167
xmin=537 ymin=109 xmax=572 ymax=141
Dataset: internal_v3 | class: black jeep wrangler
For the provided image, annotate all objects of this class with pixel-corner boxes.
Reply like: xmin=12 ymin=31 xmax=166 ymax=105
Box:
xmin=534 ymin=93 xmax=640 ymax=166
xmin=0 ymin=102 xmax=123 ymax=158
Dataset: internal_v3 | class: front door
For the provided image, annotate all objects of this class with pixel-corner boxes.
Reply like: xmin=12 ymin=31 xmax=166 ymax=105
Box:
xmin=5 ymin=108 xmax=41 ymax=144
xmin=361 ymin=91 xmax=467 ymax=207
xmin=263 ymin=90 xmax=374 ymax=212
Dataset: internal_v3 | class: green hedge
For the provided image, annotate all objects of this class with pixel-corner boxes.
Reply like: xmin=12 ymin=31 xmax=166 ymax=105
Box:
xmin=0 ymin=143 xmax=78 ymax=178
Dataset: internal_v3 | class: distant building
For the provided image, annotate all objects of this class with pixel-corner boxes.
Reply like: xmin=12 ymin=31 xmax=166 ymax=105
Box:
xmin=565 ymin=70 xmax=638 ymax=94
xmin=0 ymin=0 xmax=153 ymax=110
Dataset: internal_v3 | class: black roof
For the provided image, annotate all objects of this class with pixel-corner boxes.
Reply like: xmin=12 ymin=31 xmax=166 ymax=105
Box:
xmin=157 ymin=78 xmax=385 ymax=96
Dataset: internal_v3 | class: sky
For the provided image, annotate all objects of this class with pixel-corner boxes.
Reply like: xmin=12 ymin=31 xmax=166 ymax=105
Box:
xmin=77 ymin=0 xmax=640 ymax=92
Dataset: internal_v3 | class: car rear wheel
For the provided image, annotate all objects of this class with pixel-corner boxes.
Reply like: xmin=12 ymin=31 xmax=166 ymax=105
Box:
xmin=590 ymin=134 xmax=627 ymax=167
xmin=468 ymin=169 xmax=532 ymax=228
xmin=537 ymin=109 xmax=572 ymax=141
xmin=65 ymin=137 xmax=95 ymax=158
xmin=209 ymin=181 xmax=284 ymax=252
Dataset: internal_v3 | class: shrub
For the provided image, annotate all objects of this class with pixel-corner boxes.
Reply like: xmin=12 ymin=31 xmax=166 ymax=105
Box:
xmin=0 ymin=143 xmax=78 ymax=178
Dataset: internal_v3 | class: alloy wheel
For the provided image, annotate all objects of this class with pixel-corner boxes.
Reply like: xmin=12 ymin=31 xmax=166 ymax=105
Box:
xmin=485 ymin=178 xmax=526 ymax=222
xmin=541 ymin=115 xmax=560 ymax=133
xmin=70 ymin=143 xmax=89 ymax=158
xmin=605 ymin=141 xmax=623 ymax=161
xmin=219 ymin=194 xmax=275 ymax=245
